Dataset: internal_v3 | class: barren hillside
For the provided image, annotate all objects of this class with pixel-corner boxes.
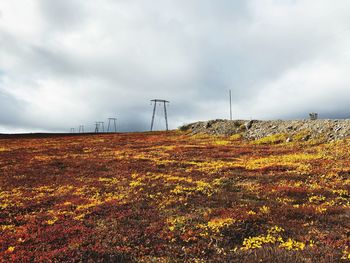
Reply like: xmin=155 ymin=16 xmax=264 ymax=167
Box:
xmin=181 ymin=119 xmax=350 ymax=142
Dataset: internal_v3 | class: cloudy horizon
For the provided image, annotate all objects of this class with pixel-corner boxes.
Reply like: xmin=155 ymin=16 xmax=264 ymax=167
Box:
xmin=1 ymin=0 xmax=350 ymax=133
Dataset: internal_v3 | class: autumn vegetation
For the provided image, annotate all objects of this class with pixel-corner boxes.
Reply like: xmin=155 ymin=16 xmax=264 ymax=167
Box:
xmin=0 ymin=131 xmax=349 ymax=262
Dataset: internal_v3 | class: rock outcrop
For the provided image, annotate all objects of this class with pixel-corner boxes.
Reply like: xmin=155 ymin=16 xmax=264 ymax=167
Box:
xmin=180 ymin=119 xmax=350 ymax=142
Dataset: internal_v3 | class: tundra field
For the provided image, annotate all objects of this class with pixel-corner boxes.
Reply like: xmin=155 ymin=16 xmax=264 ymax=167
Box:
xmin=0 ymin=131 xmax=350 ymax=262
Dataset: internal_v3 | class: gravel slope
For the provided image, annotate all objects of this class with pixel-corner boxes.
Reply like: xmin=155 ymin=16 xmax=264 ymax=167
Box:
xmin=180 ymin=119 xmax=350 ymax=142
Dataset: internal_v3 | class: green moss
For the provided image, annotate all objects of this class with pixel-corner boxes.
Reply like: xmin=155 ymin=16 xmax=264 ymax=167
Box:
xmin=253 ymin=134 xmax=288 ymax=145
xmin=293 ymin=130 xmax=311 ymax=142
xmin=230 ymin=133 xmax=243 ymax=140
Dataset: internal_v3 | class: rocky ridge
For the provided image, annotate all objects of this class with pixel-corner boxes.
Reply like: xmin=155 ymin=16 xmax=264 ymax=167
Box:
xmin=180 ymin=119 xmax=350 ymax=142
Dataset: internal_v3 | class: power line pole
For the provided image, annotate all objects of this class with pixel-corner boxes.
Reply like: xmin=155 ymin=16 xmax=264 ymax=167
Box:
xmin=70 ymin=128 xmax=75 ymax=133
xmin=229 ymin=89 xmax=232 ymax=121
xmin=107 ymin=118 xmax=117 ymax=133
xmin=79 ymin=125 xmax=84 ymax=133
xmin=150 ymin=99 xmax=170 ymax=131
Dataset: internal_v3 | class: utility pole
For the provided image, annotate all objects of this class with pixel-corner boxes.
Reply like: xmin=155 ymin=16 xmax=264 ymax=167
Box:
xmin=150 ymin=99 xmax=170 ymax=131
xmin=107 ymin=118 xmax=117 ymax=133
xmin=70 ymin=128 xmax=75 ymax=133
xmin=229 ymin=90 xmax=232 ymax=121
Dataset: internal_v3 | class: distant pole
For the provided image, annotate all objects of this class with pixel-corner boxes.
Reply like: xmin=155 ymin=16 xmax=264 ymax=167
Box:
xmin=79 ymin=125 xmax=84 ymax=133
xmin=229 ymin=90 xmax=232 ymax=121
xmin=150 ymin=99 xmax=170 ymax=131
xmin=70 ymin=128 xmax=75 ymax=133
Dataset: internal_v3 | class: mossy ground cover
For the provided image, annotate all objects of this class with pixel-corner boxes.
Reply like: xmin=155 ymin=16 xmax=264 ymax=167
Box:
xmin=0 ymin=132 xmax=349 ymax=262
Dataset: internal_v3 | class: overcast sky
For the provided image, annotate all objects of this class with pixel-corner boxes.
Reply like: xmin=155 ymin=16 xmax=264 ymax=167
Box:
xmin=1 ymin=0 xmax=350 ymax=133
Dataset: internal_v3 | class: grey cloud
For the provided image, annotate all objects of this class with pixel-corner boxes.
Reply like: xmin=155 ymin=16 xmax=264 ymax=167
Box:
xmin=38 ymin=0 xmax=87 ymax=31
xmin=0 ymin=89 xmax=24 ymax=126
xmin=1 ymin=0 xmax=350 ymax=133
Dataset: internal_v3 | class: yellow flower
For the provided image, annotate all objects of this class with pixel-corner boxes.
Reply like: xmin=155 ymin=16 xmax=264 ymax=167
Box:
xmin=47 ymin=220 xmax=56 ymax=225
xmin=279 ymin=238 xmax=305 ymax=251
xmin=268 ymin=226 xmax=284 ymax=234
xmin=47 ymin=216 xmax=58 ymax=225
xmin=259 ymin=206 xmax=270 ymax=214
xmin=207 ymin=218 xmax=235 ymax=233
xmin=7 ymin=246 xmax=15 ymax=252
xmin=239 ymin=226 xmax=308 ymax=252
xmin=342 ymin=250 xmax=350 ymax=260
xmin=315 ymin=206 xmax=327 ymax=213
xmin=247 ymin=210 xmax=257 ymax=215
xmin=308 ymin=195 xmax=326 ymax=204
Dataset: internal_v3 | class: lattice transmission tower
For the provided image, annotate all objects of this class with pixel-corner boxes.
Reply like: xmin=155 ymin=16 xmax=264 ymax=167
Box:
xmin=79 ymin=125 xmax=84 ymax=133
xmin=107 ymin=118 xmax=117 ymax=133
xmin=150 ymin=99 xmax=169 ymax=131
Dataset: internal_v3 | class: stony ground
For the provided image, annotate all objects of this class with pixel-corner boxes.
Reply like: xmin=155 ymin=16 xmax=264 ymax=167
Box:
xmin=181 ymin=119 xmax=350 ymax=142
